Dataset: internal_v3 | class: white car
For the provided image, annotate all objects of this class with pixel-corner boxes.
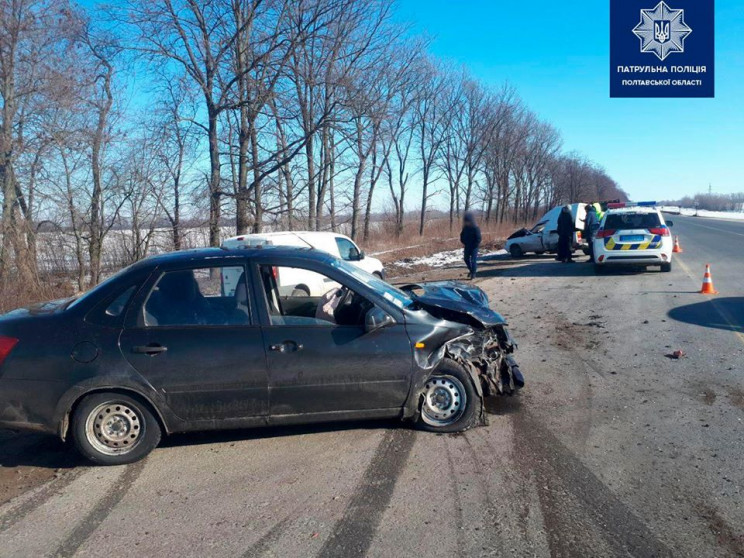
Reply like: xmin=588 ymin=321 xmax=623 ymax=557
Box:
xmin=506 ymin=203 xmax=588 ymax=258
xmin=593 ymin=205 xmax=674 ymax=273
xmin=221 ymin=231 xmax=385 ymax=296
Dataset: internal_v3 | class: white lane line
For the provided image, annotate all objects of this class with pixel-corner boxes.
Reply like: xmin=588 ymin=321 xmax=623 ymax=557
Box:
xmin=677 ymin=219 xmax=744 ymax=237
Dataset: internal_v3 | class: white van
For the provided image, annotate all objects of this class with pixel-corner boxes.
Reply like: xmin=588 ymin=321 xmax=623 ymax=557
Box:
xmin=505 ymin=203 xmax=588 ymax=258
xmin=221 ymin=231 xmax=385 ymax=296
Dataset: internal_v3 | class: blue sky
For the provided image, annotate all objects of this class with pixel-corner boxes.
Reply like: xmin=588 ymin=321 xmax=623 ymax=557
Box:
xmin=393 ymin=0 xmax=744 ymax=201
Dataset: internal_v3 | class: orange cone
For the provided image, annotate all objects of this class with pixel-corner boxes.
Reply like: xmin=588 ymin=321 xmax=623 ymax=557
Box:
xmin=672 ymin=236 xmax=683 ymax=253
xmin=699 ymin=264 xmax=718 ymax=294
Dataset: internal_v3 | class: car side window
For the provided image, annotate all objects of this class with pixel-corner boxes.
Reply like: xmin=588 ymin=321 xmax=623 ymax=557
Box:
xmin=259 ymin=265 xmax=373 ymax=327
xmin=335 ymin=237 xmax=359 ymax=261
xmin=142 ymin=266 xmax=250 ymax=327
xmin=85 ymin=285 xmax=138 ymax=327
xmin=105 ymin=286 xmax=137 ymax=318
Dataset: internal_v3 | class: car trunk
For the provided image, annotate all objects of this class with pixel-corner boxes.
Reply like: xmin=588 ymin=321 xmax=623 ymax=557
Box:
xmin=601 ymin=213 xmax=666 ymax=250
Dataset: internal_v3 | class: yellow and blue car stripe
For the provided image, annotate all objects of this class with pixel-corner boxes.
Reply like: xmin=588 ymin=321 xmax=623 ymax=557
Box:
xmin=604 ymin=235 xmax=662 ymax=251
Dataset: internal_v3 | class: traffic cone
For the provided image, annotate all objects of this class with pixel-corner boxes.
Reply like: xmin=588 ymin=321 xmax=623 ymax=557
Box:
xmin=699 ymin=264 xmax=718 ymax=295
xmin=672 ymin=236 xmax=683 ymax=253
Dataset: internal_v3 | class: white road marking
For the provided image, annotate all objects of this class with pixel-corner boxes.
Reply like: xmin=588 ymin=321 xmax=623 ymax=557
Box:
xmin=677 ymin=219 xmax=744 ymax=237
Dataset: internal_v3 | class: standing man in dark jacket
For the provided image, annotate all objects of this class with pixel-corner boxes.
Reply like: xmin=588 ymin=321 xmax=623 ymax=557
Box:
xmin=460 ymin=211 xmax=482 ymax=279
xmin=583 ymin=204 xmax=599 ymax=263
xmin=556 ymin=205 xmax=575 ymax=263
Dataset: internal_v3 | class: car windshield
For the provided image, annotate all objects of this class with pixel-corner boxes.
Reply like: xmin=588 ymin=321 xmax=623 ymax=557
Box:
xmin=329 ymin=259 xmax=413 ymax=309
xmin=530 ymin=221 xmax=547 ymax=234
xmin=603 ymin=212 xmax=661 ymax=230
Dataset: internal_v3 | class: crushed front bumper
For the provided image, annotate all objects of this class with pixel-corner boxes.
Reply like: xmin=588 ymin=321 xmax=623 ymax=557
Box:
xmin=446 ymin=328 xmax=524 ymax=396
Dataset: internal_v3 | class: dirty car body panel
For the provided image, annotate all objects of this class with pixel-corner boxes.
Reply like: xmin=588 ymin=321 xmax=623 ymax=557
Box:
xmin=0 ymin=248 xmax=523 ymax=444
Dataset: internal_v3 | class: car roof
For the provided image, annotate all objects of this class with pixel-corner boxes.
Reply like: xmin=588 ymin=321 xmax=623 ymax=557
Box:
xmin=131 ymin=246 xmax=335 ymax=269
xmin=604 ymin=207 xmax=660 ymax=214
xmin=224 ymin=230 xmax=346 ymax=241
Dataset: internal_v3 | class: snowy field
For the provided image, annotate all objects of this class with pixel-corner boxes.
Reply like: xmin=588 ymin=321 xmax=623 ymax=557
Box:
xmin=659 ymin=206 xmax=744 ymax=221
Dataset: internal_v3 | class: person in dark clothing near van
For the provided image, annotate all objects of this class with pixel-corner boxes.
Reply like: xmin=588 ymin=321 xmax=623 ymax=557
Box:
xmin=460 ymin=212 xmax=482 ymax=279
xmin=583 ymin=204 xmax=599 ymax=263
xmin=556 ymin=205 xmax=576 ymax=263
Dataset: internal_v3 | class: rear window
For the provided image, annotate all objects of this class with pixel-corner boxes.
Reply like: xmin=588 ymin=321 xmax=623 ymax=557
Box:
xmin=604 ymin=213 xmax=661 ymax=230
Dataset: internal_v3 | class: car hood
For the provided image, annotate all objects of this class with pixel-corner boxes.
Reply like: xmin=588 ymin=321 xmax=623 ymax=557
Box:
xmin=399 ymin=280 xmax=507 ymax=327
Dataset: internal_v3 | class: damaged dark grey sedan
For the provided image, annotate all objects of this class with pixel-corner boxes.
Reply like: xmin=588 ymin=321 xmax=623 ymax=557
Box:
xmin=0 ymin=247 xmax=523 ymax=465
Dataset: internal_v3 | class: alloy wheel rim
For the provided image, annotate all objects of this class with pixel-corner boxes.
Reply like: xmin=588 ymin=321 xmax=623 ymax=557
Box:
xmin=421 ymin=375 xmax=467 ymax=427
xmin=85 ymin=401 xmax=144 ymax=455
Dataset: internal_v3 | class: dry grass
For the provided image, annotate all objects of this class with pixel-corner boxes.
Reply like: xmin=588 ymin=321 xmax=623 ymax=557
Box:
xmin=0 ymin=217 xmax=527 ymax=313
xmin=0 ymin=274 xmax=74 ymax=314
xmin=362 ymin=217 xmax=526 ymax=265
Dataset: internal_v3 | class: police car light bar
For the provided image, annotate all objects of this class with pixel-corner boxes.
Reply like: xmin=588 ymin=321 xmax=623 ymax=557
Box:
xmin=607 ymin=201 xmax=657 ymax=209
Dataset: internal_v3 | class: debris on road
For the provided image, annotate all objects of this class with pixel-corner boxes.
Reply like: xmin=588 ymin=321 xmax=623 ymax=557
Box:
xmin=665 ymin=350 xmax=686 ymax=360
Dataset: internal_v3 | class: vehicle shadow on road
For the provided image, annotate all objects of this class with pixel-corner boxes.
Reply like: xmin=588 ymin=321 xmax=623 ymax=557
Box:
xmin=668 ymin=297 xmax=744 ymax=332
xmin=0 ymin=421 xmax=405 ymax=468
xmin=0 ymin=430 xmax=82 ymax=470
xmin=160 ymin=419 xmax=402 ymax=450
xmin=480 ymin=253 xmax=555 ymax=262
xmin=477 ymin=259 xmax=599 ymax=278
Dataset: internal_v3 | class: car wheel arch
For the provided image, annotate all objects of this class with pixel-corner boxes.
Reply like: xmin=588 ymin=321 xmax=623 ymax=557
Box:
xmin=60 ymin=386 xmax=170 ymax=442
xmin=414 ymin=356 xmax=484 ymax=431
xmin=404 ymin=339 xmax=485 ymax=424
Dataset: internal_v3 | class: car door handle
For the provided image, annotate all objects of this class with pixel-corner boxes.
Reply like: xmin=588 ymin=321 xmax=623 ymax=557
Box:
xmin=269 ymin=341 xmax=303 ymax=353
xmin=132 ymin=344 xmax=168 ymax=355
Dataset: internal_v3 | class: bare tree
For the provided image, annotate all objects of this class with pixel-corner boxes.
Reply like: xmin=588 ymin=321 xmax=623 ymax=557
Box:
xmin=0 ymin=0 xmax=80 ymax=282
xmin=149 ymin=77 xmax=200 ymax=250
xmin=413 ymin=59 xmax=446 ymax=235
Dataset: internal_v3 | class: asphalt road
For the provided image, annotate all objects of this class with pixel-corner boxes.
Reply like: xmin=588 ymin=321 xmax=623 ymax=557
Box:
xmin=0 ymin=216 xmax=743 ymax=558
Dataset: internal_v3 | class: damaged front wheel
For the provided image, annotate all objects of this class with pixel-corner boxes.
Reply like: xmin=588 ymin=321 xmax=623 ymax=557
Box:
xmin=417 ymin=358 xmax=480 ymax=433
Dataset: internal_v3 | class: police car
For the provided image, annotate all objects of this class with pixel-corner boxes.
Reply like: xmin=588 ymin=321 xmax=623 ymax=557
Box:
xmin=593 ymin=202 xmax=674 ymax=273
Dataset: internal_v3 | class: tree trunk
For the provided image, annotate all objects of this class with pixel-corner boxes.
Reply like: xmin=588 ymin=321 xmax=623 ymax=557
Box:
xmin=235 ymin=119 xmax=250 ymax=234
xmin=207 ymin=104 xmax=222 ymax=246
xmin=350 ymin=119 xmax=366 ymax=241
xmin=88 ymin=60 xmax=113 ymax=287
xmin=305 ymin=133 xmax=316 ymax=230
xmin=250 ymin=123 xmax=262 ymax=233
xmin=419 ymin=171 xmax=428 ymax=236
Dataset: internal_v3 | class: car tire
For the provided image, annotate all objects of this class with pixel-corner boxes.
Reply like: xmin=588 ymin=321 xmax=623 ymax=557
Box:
xmin=509 ymin=244 xmax=524 ymax=258
xmin=373 ymin=272 xmax=384 ymax=280
xmin=661 ymin=262 xmax=672 ymax=273
xmin=417 ymin=358 xmax=480 ymax=434
xmin=72 ymin=392 xmax=162 ymax=465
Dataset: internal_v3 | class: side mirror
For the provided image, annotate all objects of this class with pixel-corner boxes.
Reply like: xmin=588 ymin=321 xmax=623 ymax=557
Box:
xmin=666 ymin=220 xmax=674 ymax=227
xmin=357 ymin=250 xmax=365 ymax=261
xmin=365 ymin=307 xmax=395 ymax=333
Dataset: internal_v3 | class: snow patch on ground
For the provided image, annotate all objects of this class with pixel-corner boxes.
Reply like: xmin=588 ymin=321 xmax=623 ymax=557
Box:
xmin=659 ymin=206 xmax=744 ymax=221
xmin=392 ymin=248 xmax=508 ymax=269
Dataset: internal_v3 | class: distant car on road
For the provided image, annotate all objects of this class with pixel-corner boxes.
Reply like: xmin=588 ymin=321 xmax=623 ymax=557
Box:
xmin=593 ymin=204 xmax=674 ymax=273
xmin=222 ymin=231 xmax=385 ymax=296
xmin=506 ymin=203 xmax=588 ymax=258
xmin=0 ymin=247 xmax=523 ymax=465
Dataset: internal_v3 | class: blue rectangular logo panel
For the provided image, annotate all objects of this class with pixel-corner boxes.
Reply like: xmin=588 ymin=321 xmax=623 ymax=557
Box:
xmin=610 ymin=0 xmax=714 ymax=98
